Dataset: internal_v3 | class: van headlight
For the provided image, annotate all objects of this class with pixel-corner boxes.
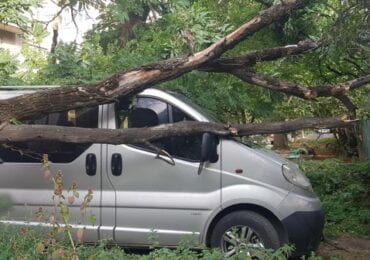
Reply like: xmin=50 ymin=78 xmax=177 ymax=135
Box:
xmin=282 ymin=164 xmax=313 ymax=191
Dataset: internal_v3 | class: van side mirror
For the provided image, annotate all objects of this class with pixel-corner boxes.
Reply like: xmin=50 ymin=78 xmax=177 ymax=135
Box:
xmin=201 ymin=133 xmax=219 ymax=163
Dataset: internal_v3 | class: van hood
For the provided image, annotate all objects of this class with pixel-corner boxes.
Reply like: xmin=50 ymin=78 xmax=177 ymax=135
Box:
xmin=250 ymin=147 xmax=291 ymax=166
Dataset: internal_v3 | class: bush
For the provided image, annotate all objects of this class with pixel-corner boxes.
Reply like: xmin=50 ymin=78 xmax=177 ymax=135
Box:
xmin=302 ymin=159 xmax=370 ymax=238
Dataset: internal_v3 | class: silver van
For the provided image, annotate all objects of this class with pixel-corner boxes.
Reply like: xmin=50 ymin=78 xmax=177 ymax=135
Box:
xmin=0 ymin=87 xmax=324 ymax=256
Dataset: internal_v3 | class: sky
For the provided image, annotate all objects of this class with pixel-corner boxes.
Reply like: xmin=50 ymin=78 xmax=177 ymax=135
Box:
xmin=33 ymin=1 xmax=99 ymax=50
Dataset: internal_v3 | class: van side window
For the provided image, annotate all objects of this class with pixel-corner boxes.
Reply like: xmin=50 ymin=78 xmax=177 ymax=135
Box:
xmin=170 ymin=106 xmax=202 ymax=161
xmin=117 ymin=97 xmax=171 ymax=152
xmin=0 ymin=106 xmax=99 ymax=163
xmin=116 ymin=97 xmax=202 ymax=162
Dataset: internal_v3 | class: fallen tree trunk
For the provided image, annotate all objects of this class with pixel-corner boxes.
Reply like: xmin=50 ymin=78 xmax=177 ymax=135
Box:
xmin=0 ymin=118 xmax=357 ymax=145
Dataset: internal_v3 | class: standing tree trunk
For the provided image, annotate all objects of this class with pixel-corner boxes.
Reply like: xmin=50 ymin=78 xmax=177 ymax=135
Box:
xmin=273 ymin=133 xmax=288 ymax=150
xmin=50 ymin=16 xmax=61 ymax=64
xmin=337 ymin=127 xmax=359 ymax=157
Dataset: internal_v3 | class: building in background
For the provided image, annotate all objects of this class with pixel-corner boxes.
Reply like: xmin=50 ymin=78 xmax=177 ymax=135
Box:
xmin=0 ymin=23 xmax=23 ymax=56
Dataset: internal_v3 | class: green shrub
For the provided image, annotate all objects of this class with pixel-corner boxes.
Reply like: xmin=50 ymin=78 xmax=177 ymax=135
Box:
xmin=302 ymin=159 xmax=370 ymax=238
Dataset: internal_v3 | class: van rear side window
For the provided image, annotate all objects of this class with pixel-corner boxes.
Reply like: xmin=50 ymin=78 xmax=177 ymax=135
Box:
xmin=0 ymin=106 xmax=98 ymax=163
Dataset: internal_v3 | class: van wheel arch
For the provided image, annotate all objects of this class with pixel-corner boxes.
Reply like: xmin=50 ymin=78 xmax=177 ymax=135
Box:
xmin=205 ymin=204 xmax=288 ymax=247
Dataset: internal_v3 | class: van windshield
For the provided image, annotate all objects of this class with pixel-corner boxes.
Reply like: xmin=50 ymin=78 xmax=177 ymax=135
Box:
xmin=167 ymin=91 xmax=256 ymax=148
xmin=167 ymin=91 xmax=220 ymax=123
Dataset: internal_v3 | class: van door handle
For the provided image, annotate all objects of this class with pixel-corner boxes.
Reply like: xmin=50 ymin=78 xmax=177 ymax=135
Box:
xmin=111 ymin=153 xmax=122 ymax=176
xmin=86 ymin=153 xmax=97 ymax=176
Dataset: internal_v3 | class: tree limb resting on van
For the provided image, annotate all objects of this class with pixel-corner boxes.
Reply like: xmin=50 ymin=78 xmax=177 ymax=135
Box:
xmin=0 ymin=0 xmax=309 ymax=123
xmin=0 ymin=118 xmax=357 ymax=145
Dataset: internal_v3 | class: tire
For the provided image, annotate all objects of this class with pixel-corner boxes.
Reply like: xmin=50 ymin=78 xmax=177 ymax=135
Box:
xmin=210 ymin=210 xmax=281 ymax=256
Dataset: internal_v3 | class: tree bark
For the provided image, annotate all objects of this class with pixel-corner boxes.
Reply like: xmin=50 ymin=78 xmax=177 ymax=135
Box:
xmin=273 ymin=133 xmax=288 ymax=149
xmin=50 ymin=17 xmax=61 ymax=64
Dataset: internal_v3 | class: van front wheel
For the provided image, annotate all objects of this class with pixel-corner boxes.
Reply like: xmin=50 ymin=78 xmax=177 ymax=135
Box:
xmin=209 ymin=210 xmax=281 ymax=257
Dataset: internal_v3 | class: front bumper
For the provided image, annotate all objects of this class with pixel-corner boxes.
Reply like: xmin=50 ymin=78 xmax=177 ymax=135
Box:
xmin=282 ymin=209 xmax=325 ymax=256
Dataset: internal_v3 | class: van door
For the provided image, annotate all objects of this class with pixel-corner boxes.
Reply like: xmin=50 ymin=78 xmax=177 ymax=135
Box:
xmin=0 ymin=106 xmax=102 ymax=242
xmin=105 ymin=96 xmax=221 ymax=246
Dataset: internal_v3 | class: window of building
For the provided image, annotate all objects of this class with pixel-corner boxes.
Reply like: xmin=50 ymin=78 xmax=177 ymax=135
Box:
xmin=0 ymin=30 xmax=16 ymax=45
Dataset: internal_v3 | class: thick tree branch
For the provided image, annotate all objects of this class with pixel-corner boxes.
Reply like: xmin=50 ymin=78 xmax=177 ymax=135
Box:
xmin=231 ymin=70 xmax=316 ymax=99
xmin=200 ymin=39 xmax=319 ymax=72
xmin=0 ymin=0 xmax=309 ymax=123
xmin=230 ymin=70 xmax=370 ymax=100
xmin=343 ymin=74 xmax=370 ymax=91
xmin=254 ymin=0 xmax=289 ymax=36
xmin=0 ymin=118 xmax=357 ymax=145
xmin=336 ymin=95 xmax=357 ymax=117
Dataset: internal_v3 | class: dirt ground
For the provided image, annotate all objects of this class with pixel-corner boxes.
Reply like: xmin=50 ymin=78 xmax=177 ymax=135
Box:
xmin=317 ymin=235 xmax=370 ymax=259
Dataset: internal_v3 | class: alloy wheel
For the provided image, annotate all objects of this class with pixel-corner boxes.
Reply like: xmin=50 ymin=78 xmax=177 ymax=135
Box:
xmin=221 ymin=225 xmax=264 ymax=257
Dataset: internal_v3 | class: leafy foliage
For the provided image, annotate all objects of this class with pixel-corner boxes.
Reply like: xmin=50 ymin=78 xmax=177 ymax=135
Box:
xmin=26 ymin=23 xmax=49 ymax=47
xmin=57 ymin=0 xmax=105 ymax=10
xmin=99 ymin=0 xmax=164 ymax=26
xmin=0 ymin=48 xmax=22 ymax=86
xmin=303 ymin=159 xmax=370 ymax=238
xmin=0 ymin=0 xmax=41 ymax=28
xmin=18 ymin=45 xmax=48 ymax=83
